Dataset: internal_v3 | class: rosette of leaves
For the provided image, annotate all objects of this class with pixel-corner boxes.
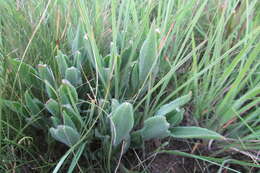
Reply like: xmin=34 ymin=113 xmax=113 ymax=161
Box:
xmin=4 ymin=52 xmax=223 ymax=154
xmin=4 ymin=52 xmax=85 ymax=147
xmin=109 ymin=93 xmax=224 ymax=152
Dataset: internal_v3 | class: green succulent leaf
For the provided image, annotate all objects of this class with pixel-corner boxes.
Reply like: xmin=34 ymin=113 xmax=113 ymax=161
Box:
xmin=120 ymin=46 xmax=132 ymax=70
xmin=50 ymin=125 xmax=80 ymax=147
xmin=63 ymin=111 xmax=77 ymax=130
xmin=51 ymin=116 xmax=61 ymax=128
xmin=37 ymin=64 xmax=58 ymax=99
xmin=44 ymin=80 xmax=58 ymax=99
xmin=46 ymin=99 xmax=60 ymax=116
xmin=62 ymin=104 xmax=83 ymax=129
xmin=165 ymin=108 xmax=184 ymax=127
xmin=25 ymin=91 xmax=41 ymax=116
xmin=110 ymin=102 xmax=134 ymax=146
xmin=138 ymin=27 xmax=157 ymax=84
xmin=155 ymin=92 xmax=192 ymax=116
xmin=74 ymin=51 xmax=85 ymax=69
xmin=141 ymin=116 xmax=170 ymax=141
xmin=170 ymin=126 xmax=224 ymax=140
xmin=130 ymin=130 xmax=143 ymax=148
xmin=111 ymin=99 xmax=120 ymax=112
xmin=65 ymin=67 xmax=82 ymax=87
xmin=38 ymin=64 xmax=56 ymax=88
xmin=70 ymin=23 xmax=82 ymax=54
xmin=56 ymin=51 xmax=69 ymax=78
xmin=59 ymin=79 xmax=78 ymax=105
xmin=130 ymin=62 xmax=139 ymax=91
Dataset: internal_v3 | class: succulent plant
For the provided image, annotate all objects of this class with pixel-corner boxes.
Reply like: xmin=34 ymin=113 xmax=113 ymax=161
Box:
xmin=4 ymin=51 xmax=223 ymax=162
xmin=50 ymin=125 xmax=80 ymax=147
xmin=110 ymin=102 xmax=134 ymax=146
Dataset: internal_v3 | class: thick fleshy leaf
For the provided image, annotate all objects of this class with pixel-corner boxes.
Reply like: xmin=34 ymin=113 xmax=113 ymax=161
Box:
xmin=70 ymin=24 xmax=82 ymax=54
xmin=56 ymin=51 xmax=68 ymax=77
xmin=110 ymin=102 xmax=134 ymax=146
xmin=62 ymin=104 xmax=83 ymax=129
xmin=74 ymin=51 xmax=85 ymax=69
xmin=111 ymin=99 xmax=120 ymax=112
xmin=58 ymin=79 xmax=78 ymax=105
xmin=50 ymin=125 xmax=80 ymax=147
xmin=51 ymin=116 xmax=61 ymax=127
xmin=165 ymin=108 xmax=184 ymax=127
xmin=63 ymin=111 xmax=77 ymax=130
xmin=46 ymin=99 xmax=60 ymax=116
xmin=170 ymin=126 xmax=224 ymax=139
xmin=130 ymin=130 xmax=143 ymax=148
xmin=44 ymin=80 xmax=58 ymax=99
xmin=38 ymin=64 xmax=56 ymax=88
xmin=37 ymin=64 xmax=57 ymax=99
xmin=120 ymin=46 xmax=132 ymax=70
xmin=155 ymin=93 xmax=192 ymax=116
xmin=138 ymin=27 xmax=157 ymax=84
xmin=141 ymin=116 xmax=170 ymax=141
xmin=130 ymin=62 xmax=139 ymax=90
xmin=65 ymin=67 xmax=82 ymax=87
xmin=25 ymin=91 xmax=41 ymax=116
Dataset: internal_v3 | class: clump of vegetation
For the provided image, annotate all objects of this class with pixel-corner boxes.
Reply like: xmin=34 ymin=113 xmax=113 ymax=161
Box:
xmin=0 ymin=0 xmax=259 ymax=172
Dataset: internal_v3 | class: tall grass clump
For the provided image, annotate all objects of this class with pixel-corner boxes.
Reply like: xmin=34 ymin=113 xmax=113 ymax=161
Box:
xmin=0 ymin=0 xmax=259 ymax=172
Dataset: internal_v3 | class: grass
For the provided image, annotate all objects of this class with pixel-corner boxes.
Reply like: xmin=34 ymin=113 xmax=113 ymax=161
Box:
xmin=0 ymin=0 xmax=259 ymax=172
